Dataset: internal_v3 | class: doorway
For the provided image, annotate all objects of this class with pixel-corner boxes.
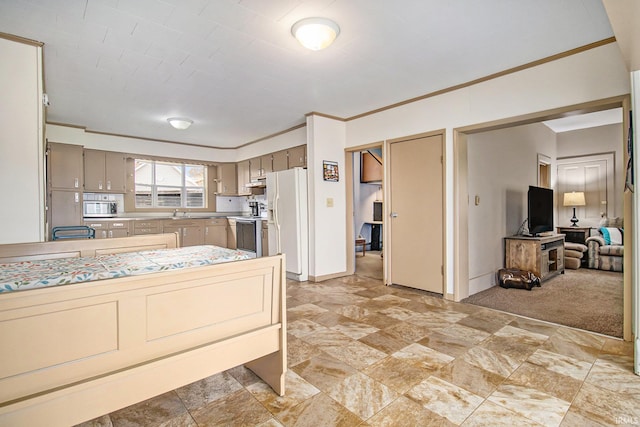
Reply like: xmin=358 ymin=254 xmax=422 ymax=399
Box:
xmin=387 ymin=132 xmax=444 ymax=294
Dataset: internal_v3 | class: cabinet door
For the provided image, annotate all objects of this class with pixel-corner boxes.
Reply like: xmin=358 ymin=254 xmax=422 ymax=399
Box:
xmin=105 ymin=152 xmax=126 ymax=192
xmin=261 ymin=224 xmax=269 ymax=256
xmin=83 ymin=150 xmax=107 ymax=191
xmin=218 ymin=163 xmax=238 ymax=195
xmin=236 ymin=161 xmax=251 ymax=195
xmin=50 ymin=190 xmax=82 ymax=234
xmin=48 ymin=143 xmax=83 ymax=190
xmin=205 ymin=225 xmax=227 ymax=247
xmin=249 ymin=157 xmax=262 ymax=180
xmin=162 ymin=225 xmax=183 ymax=246
xmin=108 ymin=228 xmax=129 ymax=238
xmin=272 ymin=150 xmax=288 ymax=172
xmin=182 ymin=226 xmax=204 ymax=247
xmin=227 ymin=219 xmax=237 ymax=249
xmin=85 ymin=220 xmax=109 ymax=239
xmin=287 ymin=145 xmax=306 ymax=168
xmin=261 ymin=154 xmax=273 ymax=175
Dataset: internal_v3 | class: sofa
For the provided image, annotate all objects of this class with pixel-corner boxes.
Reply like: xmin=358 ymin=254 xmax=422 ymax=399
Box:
xmin=586 ymin=217 xmax=624 ymax=272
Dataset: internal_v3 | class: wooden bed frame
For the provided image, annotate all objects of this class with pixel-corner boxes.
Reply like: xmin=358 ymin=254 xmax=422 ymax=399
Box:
xmin=0 ymin=233 xmax=286 ymax=426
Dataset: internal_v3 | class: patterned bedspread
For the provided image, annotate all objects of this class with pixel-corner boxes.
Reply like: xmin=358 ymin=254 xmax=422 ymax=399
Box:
xmin=0 ymin=245 xmax=255 ymax=293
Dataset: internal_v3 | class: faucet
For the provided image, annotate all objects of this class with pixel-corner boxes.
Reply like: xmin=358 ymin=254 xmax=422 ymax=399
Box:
xmin=173 ymin=209 xmax=179 ymax=217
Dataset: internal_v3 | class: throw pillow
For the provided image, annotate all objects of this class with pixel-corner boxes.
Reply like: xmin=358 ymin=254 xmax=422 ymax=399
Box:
xmin=600 ymin=227 xmax=623 ymax=245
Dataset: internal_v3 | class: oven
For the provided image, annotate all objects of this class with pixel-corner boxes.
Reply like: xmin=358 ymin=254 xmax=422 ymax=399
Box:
xmin=236 ymin=218 xmax=262 ymax=257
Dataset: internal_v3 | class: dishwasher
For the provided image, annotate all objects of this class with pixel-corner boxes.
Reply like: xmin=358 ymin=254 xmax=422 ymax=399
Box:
xmin=236 ymin=219 xmax=262 ymax=257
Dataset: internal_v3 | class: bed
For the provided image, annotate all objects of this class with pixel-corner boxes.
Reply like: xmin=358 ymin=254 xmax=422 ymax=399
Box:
xmin=0 ymin=233 xmax=287 ymax=426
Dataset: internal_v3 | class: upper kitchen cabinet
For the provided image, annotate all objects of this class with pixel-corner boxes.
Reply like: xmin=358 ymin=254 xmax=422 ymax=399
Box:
xmin=216 ymin=163 xmax=237 ymax=195
xmin=288 ymin=145 xmax=307 ymax=168
xmin=84 ymin=149 xmax=126 ymax=193
xmin=48 ymin=142 xmax=84 ymax=190
xmin=260 ymin=153 xmax=273 ymax=176
xmin=237 ymin=160 xmax=251 ymax=195
xmin=272 ymin=150 xmax=288 ymax=172
xmin=249 ymin=157 xmax=262 ymax=181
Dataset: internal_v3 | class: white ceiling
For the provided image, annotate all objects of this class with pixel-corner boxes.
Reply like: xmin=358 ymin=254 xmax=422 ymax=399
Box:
xmin=0 ymin=0 xmax=616 ymax=148
xmin=543 ymin=108 xmax=623 ymax=133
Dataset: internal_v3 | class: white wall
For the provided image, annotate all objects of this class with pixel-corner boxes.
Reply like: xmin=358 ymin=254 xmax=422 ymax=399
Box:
xmin=307 ymin=115 xmax=347 ymax=278
xmin=344 ymin=43 xmax=630 ymax=295
xmin=0 ymin=37 xmax=44 ymax=244
xmin=556 ymin=123 xmax=624 ymax=218
xmin=467 ymin=123 xmax=557 ymax=294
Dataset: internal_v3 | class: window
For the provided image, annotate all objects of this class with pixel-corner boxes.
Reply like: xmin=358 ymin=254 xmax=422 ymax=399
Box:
xmin=134 ymin=160 xmax=207 ymax=209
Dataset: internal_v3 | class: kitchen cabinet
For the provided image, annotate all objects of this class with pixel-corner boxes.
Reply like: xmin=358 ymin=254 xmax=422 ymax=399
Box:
xmin=132 ymin=219 xmax=162 ymax=235
xmin=249 ymin=157 xmax=262 ymax=181
xmin=227 ymin=218 xmax=237 ymax=249
xmin=49 ymin=190 xmax=82 ymax=231
xmin=84 ymin=220 xmax=130 ymax=239
xmin=216 ymin=163 xmax=237 ymax=195
xmin=288 ymin=145 xmax=306 ymax=168
xmin=84 ymin=149 xmax=126 ymax=192
xmin=204 ymin=218 xmax=228 ymax=247
xmin=162 ymin=219 xmax=204 ymax=247
xmin=272 ymin=150 xmax=288 ymax=172
xmin=48 ymin=142 xmax=83 ymax=190
xmin=260 ymin=154 xmax=273 ymax=176
xmin=236 ymin=160 xmax=251 ymax=195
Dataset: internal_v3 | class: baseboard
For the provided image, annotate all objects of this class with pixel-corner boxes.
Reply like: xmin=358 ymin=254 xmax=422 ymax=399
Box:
xmin=309 ymin=271 xmax=349 ymax=282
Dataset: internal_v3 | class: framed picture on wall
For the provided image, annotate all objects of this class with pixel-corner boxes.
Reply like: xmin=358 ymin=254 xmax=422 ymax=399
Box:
xmin=323 ymin=161 xmax=339 ymax=182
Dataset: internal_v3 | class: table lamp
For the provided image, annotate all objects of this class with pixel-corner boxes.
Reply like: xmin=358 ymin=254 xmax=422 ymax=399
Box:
xmin=563 ymin=191 xmax=586 ymax=227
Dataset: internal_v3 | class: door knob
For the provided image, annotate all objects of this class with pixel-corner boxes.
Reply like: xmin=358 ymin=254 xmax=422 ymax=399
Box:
xmin=390 ymin=212 xmax=398 ymax=218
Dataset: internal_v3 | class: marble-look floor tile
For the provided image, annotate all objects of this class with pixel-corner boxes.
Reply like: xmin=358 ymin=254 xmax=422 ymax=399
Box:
xmin=330 ymin=320 xmax=379 ymax=339
xmin=456 ymin=314 xmax=509 ymax=334
xmin=175 ymin=371 xmax=243 ymax=410
xmin=462 ymin=346 xmax=521 ymax=377
xmin=326 ymin=372 xmax=398 ymax=420
xmin=300 ymin=329 xmax=353 ymax=349
xmin=358 ymin=312 xmax=402 ymax=329
xmin=407 ymin=376 xmax=484 ymax=425
xmin=309 ymin=311 xmax=351 ymax=327
xmin=287 ymin=334 xmax=321 ymax=367
xmin=364 ymin=355 xmax=433 ymax=394
xmin=322 ymin=339 xmax=387 ymax=370
xmin=527 ymin=349 xmax=592 ymax=381
xmin=366 ymin=395 xmax=456 ymax=426
xmin=275 ymin=392 xmax=363 ymax=427
xmin=227 ymin=365 xmax=261 ymax=388
xmin=378 ymin=305 xmax=417 ymax=320
xmin=246 ymin=371 xmax=320 ymax=416
xmin=291 ymin=354 xmax=358 ymax=392
xmin=372 ymin=294 xmax=411 ymax=304
xmin=418 ymin=330 xmax=478 ymax=358
xmin=257 ymin=418 xmax=285 ymax=427
xmin=508 ymin=317 xmax=559 ymax=337
xmin=109 ymin=392 xmax=193 ymax=427
xmin=392 ymin=342 xmax=454 ymax=371
xmin=405 ymin=311 xmax=455 ymax=330
xmin=287 ymin=303 xmax=328 ymax=317
xmin=570 ymin=382 xmax=640 ymax=426
xmin=334 ymin=304 xmax=371 ymax=320
xmin=461 ymin=400 xmax=543 ymax=426
xmin=75 ymin=415 xmax=113 ymax=427
xmin=434 ymin=358 xmax=505 ymax=398
xmin=488 ymin=383 xmax=571 ymax=426
xmin=505 ymin=361 xmax=582 ymax=402
xmin=552 ymin=327 xmax=606 ymax=350
xmin=358 ymin=330 xmax=408 ymax=354
xmin=560 ymin=409 xmax=608 ymax=427
xmin=541 ymin=335 xmax=600 ymax=363
xmin=288 ymin=318 xmax=328 ymax=338
xmin=494 ymin=325 xmax=549 ymax=345
xmin=438 ymin=323 xmax=491 ymax=344
xmin=383 ymin=321 xmax=431 ymax=342
xmin=190 ymin=389 xmax=272 ymax=426
xmin=480 ymin=334 xmax=540 ymax=363
xmin=585 ymin=359 xmax=640 ymax=394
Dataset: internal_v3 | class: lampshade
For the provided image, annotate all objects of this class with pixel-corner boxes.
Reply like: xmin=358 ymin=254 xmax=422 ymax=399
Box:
xmin=167 ymin=117 xmax=193 ymax=130
xmin=291 ymin=17 xmax=340 ymax=51
xmin=563 ymin=191 xmax=586 ymax=207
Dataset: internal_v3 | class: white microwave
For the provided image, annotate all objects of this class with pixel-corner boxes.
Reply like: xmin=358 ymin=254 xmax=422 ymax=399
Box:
xmin=83 ymin=201 xmax=117 ymax=217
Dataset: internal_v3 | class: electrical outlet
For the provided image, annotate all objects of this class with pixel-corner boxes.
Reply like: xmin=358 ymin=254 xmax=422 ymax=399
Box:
xmin=326 ymin=198 xmax=334 ymax=207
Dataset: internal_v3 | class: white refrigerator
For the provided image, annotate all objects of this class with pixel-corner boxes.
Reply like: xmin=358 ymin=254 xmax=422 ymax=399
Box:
xmin=266 ymin=167 xmax=308 ymax=281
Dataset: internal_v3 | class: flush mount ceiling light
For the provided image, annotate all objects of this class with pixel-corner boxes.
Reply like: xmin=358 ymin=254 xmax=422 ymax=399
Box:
xmin=167 ymin=117 xmax=193 ymax=130
xmin=291 ymin=17 xmax=340 ymax=51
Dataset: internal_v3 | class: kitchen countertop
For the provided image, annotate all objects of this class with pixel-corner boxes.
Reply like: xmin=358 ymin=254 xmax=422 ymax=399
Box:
xmin=83 ymin=214 xmax=265 ymax=221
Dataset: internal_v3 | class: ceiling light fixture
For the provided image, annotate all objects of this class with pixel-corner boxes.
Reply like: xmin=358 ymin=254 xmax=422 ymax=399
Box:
xmin=167 ymin=117 xmax=193 ymax=130
xmin=291 ymin=17 xmax=340 ymax=51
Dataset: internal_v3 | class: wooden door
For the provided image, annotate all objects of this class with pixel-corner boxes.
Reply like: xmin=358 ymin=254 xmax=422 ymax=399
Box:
xmin=388 ymin=134 xmax=443 ymax=293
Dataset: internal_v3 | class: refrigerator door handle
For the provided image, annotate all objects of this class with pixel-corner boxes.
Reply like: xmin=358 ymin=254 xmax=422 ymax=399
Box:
xmin=274 ymin=189 xmax=282 ymax=254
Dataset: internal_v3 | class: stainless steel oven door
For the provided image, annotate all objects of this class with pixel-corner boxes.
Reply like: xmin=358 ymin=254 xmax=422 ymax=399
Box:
xmin=236 ymin=220 xmax=262 ymax=257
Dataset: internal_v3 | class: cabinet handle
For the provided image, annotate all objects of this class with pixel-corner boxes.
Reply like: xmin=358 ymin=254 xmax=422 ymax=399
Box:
xmin=107 ymin=181 xmax=111 ymax=190
xmin=74 ymin=192 xmax=79 ymax=203
xmin=98 ymin=180 xmax=103 ymax=190
xmin=108 ymin=230 xmax=113 ymax=238
xmin=74 ymin=178 xmax=79 ymax=188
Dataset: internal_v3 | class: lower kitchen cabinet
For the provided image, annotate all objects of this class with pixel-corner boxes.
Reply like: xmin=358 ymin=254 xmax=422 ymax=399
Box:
xmin=261 ymin=220 xmax=269 ymax=256
xmin=132 ymin=220 xmax=162 ymax=235
xmin=227 ymin=218 xmax=237 ymax=249
xmin=84 ymin=220 xmax=130 ymax=239
xmin=162 ymin=219 xmax=204 ymax=247
xmin=204 ymin=218 xmax=227 ymax=247
xmin=49 ymin=190 xmax=82 ymax=239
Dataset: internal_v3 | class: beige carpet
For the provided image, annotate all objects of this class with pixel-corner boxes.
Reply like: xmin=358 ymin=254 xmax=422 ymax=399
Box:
xmin=462 ymin=268 xmax=623 ymax=338
xmin=355 ymin=250 xmax=383 ymax=280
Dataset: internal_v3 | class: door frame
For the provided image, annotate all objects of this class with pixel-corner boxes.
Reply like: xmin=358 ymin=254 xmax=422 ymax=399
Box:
xmin=453 ymin=94 xmax=633 ymax=340
xmin=345 ymin=141 xmax=384 ymax=278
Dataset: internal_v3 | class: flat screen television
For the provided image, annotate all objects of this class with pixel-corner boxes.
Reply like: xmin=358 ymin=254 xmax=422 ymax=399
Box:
xmin=528 ymin=185 xmax=554 ymax=236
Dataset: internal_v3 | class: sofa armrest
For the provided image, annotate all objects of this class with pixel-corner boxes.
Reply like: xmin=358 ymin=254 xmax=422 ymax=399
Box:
xmin=586 ymin=236 xmax=605 ymax=268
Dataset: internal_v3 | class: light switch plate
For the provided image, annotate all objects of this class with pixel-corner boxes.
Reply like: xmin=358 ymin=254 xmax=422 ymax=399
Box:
xmin=326 ymin=198 xmax=334 ymax=207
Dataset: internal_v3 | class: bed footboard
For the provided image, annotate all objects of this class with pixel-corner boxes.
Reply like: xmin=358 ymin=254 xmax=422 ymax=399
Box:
xmin=0 ymin=236 xmax=286 ymax=427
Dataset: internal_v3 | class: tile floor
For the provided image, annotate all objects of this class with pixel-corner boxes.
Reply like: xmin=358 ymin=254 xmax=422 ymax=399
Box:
xmin=79 ymin=275 xmax=638 ymax=426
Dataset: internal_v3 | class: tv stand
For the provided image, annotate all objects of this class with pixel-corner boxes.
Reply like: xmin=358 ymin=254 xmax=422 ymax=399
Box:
xmin=504 ymin=235 xmax=565 ymax=282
